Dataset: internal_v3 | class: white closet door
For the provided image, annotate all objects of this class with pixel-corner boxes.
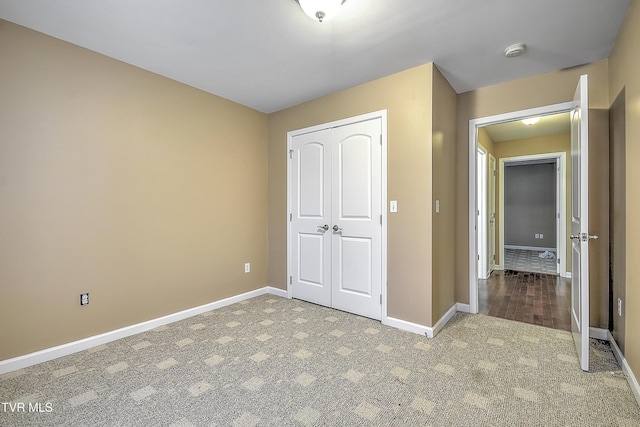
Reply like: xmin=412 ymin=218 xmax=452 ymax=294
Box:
xmin=289 ymin=117 xmax=382 ymax=321
xmin=290 ymin=129 xmax=332 ymax=307
xmin=331 ymin=119 xmax=382 ymax=320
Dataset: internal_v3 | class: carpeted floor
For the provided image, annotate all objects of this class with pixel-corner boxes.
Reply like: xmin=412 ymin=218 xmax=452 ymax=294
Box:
xmin=1 ymin=295 xmax=639 ymax=426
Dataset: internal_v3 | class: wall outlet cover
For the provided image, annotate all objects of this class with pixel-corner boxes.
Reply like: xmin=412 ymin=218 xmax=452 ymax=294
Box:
xmin=80 ymin=293 xmax=89 ymax=306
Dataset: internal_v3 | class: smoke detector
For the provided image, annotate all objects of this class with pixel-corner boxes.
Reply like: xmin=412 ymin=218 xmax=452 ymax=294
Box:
xmin=504 ymin=43 xmax=526 ymax=58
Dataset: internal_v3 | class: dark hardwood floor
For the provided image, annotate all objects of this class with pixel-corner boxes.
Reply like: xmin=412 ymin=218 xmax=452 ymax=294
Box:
xmin=478 ymin=270 xmax=571 ymax=331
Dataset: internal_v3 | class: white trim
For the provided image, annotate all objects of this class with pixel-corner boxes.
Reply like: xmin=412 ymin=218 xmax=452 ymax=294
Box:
xmin=386 ymin=304 xmax=458 ymax=339
xmin=563 ymin=272 xmax=572 ymax=279
xmin=504 ymin=245 xmax=557 ymax=252
xmin=608 ymin=331 xmax=640 ymax=408
xmin=267 ymin=286 xmax=288 ymax=298
xmin=589 ymin=327 xmax=609 ymax=341
xmin=286 ymin=110 xmax=388 ymax=324
xmin=499 ymin=152 xmax=566 ymax=277
xmin=0 ymin=286 xmax=284 ymax=375
xmin=456 ymin=303 xmax=471 ymax=313
xmin=469 ymin=101 xmax=574 ymax=314
xmin=385 ymin=317 xmax=431 ymax=337
xmin=432 ymin=304 xmax=458 ymax=337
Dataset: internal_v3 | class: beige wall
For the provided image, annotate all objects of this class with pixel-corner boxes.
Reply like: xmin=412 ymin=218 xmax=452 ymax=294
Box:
xmin=431 ymin=67 xmax=457 ymax=323
xmin=268 ymin=64 xmax=436 ymax=327
xmin=609 ymin=90 xmax=626 ymax=353
xmin=493 ymin=133 xmax=572 ymax=273
xmin=0 ymin=21 xmax=269 ymax=360
xmin=609 ymin=0 xmax=640 ymax=382
xmin=456 ymin=60 xmax=610 ymax=328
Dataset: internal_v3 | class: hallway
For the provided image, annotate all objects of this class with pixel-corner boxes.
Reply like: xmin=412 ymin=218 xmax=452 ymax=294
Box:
xmin=478 ymin=270 xmax=571 ymax=331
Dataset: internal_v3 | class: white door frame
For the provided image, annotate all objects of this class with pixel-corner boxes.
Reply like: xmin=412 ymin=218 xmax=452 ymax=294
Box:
xmin=468 ymin=102 xmax=573 ymax=313
xmin=286 ymin=110 xmax=388 ymax=324
xmin=498 ymin=152 xmax=567 ymax=277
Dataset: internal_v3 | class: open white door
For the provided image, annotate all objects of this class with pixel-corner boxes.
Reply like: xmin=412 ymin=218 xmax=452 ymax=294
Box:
xmin=488 ymin=154 xmax=496 ymax=272
xmin=570 ymin=74 xmax=593 ymax=372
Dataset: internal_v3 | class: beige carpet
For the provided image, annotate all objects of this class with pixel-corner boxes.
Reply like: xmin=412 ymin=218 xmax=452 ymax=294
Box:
xmin=1 ymin=295 xmax=639 ymax=426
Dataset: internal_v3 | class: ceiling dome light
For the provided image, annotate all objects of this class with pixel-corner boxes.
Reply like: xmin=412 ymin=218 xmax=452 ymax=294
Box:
xmin=521 ymin=117 xmax=540 ymax=125
xmin=296 ymin=0 xmax=346 ymax=23
xmin=504 ymin=43 xmax=526 ymax=58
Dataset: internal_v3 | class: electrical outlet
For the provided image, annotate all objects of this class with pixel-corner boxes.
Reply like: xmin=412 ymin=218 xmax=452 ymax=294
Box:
xmin=618 ymin=298 xmax=622 ymax=317
xmin=535 ymin=234 xmax=540 ymax=239
xmin=244 ymin=263 xmax=251 ymax=273
xmin=539 ymin=233 xmax=544 ymax=239
xmin=80 ymin=293 xmax=89 ymax=306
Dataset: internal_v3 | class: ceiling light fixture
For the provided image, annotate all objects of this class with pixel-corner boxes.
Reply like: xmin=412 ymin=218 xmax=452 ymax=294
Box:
xmin=521 ymin=117 xmax=540 ymax=125
xmin=504 ymin=43 xmax=526 ymax=58
xmin=295 ymin=0 xmax=346 ymax=23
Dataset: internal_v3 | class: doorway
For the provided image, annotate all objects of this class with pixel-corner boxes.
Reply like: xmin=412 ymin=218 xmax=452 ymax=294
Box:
xmin=468 ymin=103 xmax=574 ymax=316
xmin=500 ymin=153 xmax=565 ymax=276
xmin=286 ymin=110 xmax=388 ymax=321
xmin=474 ymin=114 xmax=571 ymax=331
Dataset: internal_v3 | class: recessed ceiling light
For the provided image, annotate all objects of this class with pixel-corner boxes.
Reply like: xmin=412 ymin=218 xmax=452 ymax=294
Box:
xmin=505 ymin=43 xmax=526 ymax=58
xmin=521 ymin=117 xmax=540 ymax=125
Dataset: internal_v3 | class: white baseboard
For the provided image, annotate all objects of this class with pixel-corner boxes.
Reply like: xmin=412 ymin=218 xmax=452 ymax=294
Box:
xmin=385 ymin=316 xmax=431 ymax=338
xmin=266 ymin=286 xmax=288 ymax=298
xmin=505 ymin=245 xmax=556 ymax=252
xmin=432 ymin=304 xmax=458 ymax=337
xmin=0 ymin=286 xmax=284 ymax=375
xmin=561 ymin=271 xmax=572 ymax=279
xmin=608 ymin=331 xmax=640 ymax=409
xmin=456 ymin=303 xmax=471 ymax=313
xmin=589 ymin=327 xmax=609 ymax=341
xmin=386 ymin=304 xmax=458 ymax=339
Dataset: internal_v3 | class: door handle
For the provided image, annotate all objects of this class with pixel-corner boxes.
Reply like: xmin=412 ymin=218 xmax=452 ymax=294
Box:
xmin=333 ymin=225 xmax=342 ymax=232
xmin=318 ymin=224 xmax=329 ymax=231
xmin=570 ymin=233 xmax=599 ymax=241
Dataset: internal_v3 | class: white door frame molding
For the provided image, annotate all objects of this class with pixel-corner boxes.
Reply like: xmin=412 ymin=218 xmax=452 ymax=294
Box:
xmin=498 ymin=152 xmax=567 ymax=278
xmin=286 ymin=110 xmax=388 ymax=324
xmin=468 ymin=102 xmax=573 ymax=314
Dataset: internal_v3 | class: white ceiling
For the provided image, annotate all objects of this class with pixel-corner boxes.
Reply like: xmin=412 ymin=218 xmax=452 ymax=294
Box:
xmin=0 ymin=0 xmax=632 ymax=113
xmin=484 ymin=112 xmax=571 ymax=142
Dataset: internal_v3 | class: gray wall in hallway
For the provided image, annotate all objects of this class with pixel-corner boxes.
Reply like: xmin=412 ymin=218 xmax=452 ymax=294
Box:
xmin=504 ymin=162 xmax=556 ymax=248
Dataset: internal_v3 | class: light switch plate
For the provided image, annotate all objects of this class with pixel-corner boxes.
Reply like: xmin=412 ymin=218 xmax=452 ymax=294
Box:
xmin=390 ymin=200 xmax=397 ymax=213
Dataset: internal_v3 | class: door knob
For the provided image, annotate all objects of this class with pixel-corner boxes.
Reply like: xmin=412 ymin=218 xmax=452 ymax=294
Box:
xmin=318 ymin=224 xmax=329 ymax=231
xmin=333 ymin=225 xmax=342 ymax=232
xmin=570 ymin=233 xmax=599 ymax=241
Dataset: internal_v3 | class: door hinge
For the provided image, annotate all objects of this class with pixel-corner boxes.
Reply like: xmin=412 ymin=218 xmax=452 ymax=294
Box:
xmin=380 ymin=214 xmax=382 ymax=225
xmin=557 ymin=258 xmax=560 ymax=264
xmin=380 ymin=134 xmax=382 ymax=145
xmin=290 ymin=276 xmax=292 ymax=285
xmin=290 ymin=213 xmax=292 ymax=221
xmin=477 ymin=255 xmax=480 ymax=260
xmin=289 ymin=149 xmax=293 ymax=159
xmin=380 ymin=294 xmax=382 ymax=305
